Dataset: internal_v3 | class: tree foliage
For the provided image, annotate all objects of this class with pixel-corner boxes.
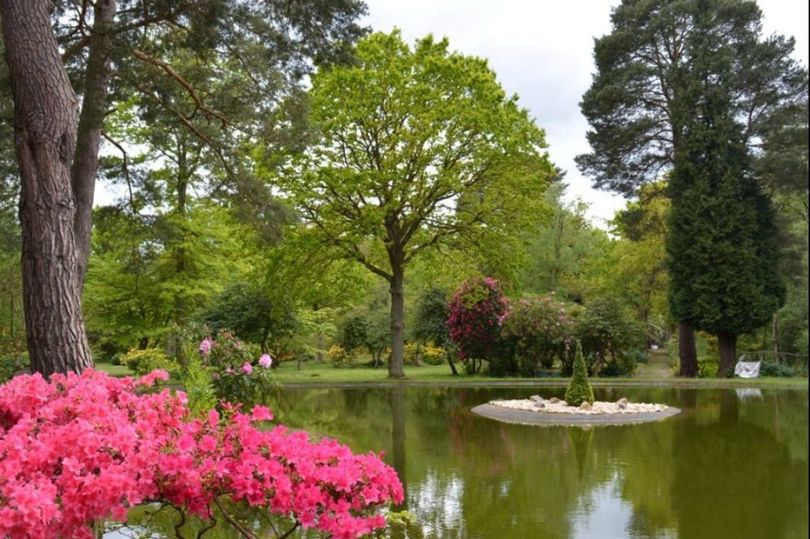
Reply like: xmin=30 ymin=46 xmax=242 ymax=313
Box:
xmin=281 ymin=31 xmax=553 ymax=377
xmin=667 ymin=1 xmax=786 ymax=374
xmin=520 ymin=183 xmax=608 ymax=302
xmin=574 ymin=296 xmax=645 ymax=376
xmin=577 ymin=0 xmax=807 ymax=196
xmin=413 ymin=287 xmax=451 ymax=348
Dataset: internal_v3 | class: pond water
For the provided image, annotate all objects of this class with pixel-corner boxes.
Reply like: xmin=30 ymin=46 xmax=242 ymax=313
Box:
xmin=115 ymin=386 xmax=808 ymax=539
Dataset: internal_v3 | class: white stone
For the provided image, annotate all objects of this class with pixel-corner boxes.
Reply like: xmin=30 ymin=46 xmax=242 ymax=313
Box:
xmin=489 ymin=399 xmax=669 ymax=416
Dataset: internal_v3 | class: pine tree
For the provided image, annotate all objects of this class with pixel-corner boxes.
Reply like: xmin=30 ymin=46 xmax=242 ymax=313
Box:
xmin=565 ymin=341 xmax=594 ymax=407
xmin=577 ymin=0 xmax=807 ymax=377
xmin=667 ymin=1 xmax=785 ymax=376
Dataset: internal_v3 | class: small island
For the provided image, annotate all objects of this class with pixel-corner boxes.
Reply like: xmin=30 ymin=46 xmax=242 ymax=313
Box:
xmin=472 ymin=342 xmax=681 ymax=426
xmin=472 ymin=396 xmax=681 ymax=426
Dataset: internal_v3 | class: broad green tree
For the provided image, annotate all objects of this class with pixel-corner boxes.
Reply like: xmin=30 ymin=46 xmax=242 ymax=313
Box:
xmin=520 ymin=182 xmax=608 ymax=302
xmin=281 ymin=31 xmax=554 ymax=377
xmin=83 ymin=203 xmax=252 ymax=357
xmin=577 ymin=0 xmax=807 ymax=376
xmin=608 ymin=182 xmax=670 ymax=346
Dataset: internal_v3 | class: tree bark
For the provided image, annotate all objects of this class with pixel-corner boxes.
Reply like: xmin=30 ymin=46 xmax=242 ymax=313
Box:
xmin=446 ymin=353 xmax=459 ymax=375
xmin=388 ymin=264 xmax=406 ymax=378
xmin=678 ymin=321 xmax=698 ymax=377
xmin=717 ymin=331 xmax=737 ymax=377
xmin=1 ymin=0 xmax=93 ymax=376
xmin=72 ymin=0 xmax=116 ymax=286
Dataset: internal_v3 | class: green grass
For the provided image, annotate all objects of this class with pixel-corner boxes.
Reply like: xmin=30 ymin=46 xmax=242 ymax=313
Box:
xmin=270 ymin=359 xmax=808 ymax=389
xmin=94 ymin=362 xmax=134 ymax=377
xmin=92 ymin=357 xmax=807 ymax=389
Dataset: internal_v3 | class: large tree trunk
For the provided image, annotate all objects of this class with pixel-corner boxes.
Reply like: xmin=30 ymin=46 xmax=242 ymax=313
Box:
xmin=388 ymin=264 xmax=406 ymax=378
xmin=1 ymin=0 xmax=93 ymax=376
xmin=678 ymin=321 xmax=698 ymax=377
xmin=72 ymin=0 xmax=116 ymax=285
xmin=717 ymin=331 xmax=737 ymax=377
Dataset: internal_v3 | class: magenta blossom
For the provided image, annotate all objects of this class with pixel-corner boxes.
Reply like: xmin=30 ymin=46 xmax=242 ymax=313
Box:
xmin=241 ymin=362 xmax=253 ymax=374
xmin=259 ymin=354 xmax=273 ymax=368
xmin=199 ymin=337 xmax=213 ymax=357
xmin=0 ymin=369 xmax=403 ymax=538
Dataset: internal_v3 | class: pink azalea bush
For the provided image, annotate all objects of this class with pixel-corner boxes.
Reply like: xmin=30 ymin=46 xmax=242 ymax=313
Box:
xmin=0 ymin=369 xmax=403 ymax=539
xmin=447 ymin=277 xmax=509 ymax=373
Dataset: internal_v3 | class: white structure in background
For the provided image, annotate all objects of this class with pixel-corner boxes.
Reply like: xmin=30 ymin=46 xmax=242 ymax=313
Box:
xmin=734 ymin=357 xmax=761 ymax=378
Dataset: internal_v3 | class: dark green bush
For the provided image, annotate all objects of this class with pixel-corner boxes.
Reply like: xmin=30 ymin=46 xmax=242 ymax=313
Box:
xmin=413 ymin=287 xmax=452 ymax=348
xmin=760 ymin=361 xmax=795 ymax=378
xmin=565 ymin=342 xmax=594 ymax=406
xmin=574 ymin=297 xmax=645 ymax=375
xmin=599 ymin=361 xmax=628 ymax=377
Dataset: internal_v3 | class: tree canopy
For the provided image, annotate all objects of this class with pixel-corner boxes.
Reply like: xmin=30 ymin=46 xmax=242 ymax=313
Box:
xmin=279 ymin=30 xmax=554 ymax=377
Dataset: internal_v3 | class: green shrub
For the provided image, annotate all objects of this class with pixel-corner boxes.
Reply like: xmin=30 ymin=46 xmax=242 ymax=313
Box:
xmin=340 ymin=312 xmax=389 ymax=367
xmin=565 ymin=342 xmax=594 ymax=406
xmin=760 ymin=361 xmax=795 ymax=378
xmin=0 ymin=354 xmax=28 ymax=384
xmin=599 ymin=361 xmax=628 ymax=377
xmin=404 ymin=343 xmax=445 ymax=366
xmin=599 ymin=349 xmax=642 ymax=377
xmin=120 ymin=348 xmax=175 ymax=376
xmin=413 ymin=287 xmax=452 ymax=348
xmin=697 ymin=356 xmax=718 ymax=378
xmin=574 ymin=296 xmax=645 ymax=375
xmin=328 ymin=344 xmax=355 ymax=367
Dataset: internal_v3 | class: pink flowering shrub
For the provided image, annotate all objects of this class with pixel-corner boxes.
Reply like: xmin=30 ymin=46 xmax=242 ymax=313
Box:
xmin=500 ymin=294 xmax=575 ymax=376
xmin=197 ymin=332 xmax=275 ymax=406
xmin=0 ymin=369 xmax=403 ymax=539
xmin=447 ymin=277 xmax=509 ymax=374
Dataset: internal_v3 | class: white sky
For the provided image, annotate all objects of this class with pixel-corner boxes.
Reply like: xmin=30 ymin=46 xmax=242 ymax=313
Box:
xmin=361 ymin=0 xmax=809 ymax=227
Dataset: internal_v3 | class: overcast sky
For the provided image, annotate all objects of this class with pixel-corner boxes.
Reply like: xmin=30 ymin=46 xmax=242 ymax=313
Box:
xmin=361 ymin=0 xmax=809 ymax=227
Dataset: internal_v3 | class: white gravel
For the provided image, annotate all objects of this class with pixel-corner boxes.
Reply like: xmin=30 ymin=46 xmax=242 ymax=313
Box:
xmin=489 ymin=399 xmax=669 ymax=415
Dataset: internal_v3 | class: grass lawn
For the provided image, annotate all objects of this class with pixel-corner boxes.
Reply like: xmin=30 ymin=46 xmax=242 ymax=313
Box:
xmin=93 ymin=357 xmax=807 ymax=389
xmin=94 ymin=362 xmax=134 ymax=377
xmin=270 ymin=359 xmax=808 ymax=389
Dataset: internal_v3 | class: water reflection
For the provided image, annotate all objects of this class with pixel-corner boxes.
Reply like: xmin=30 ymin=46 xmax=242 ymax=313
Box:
xmin=115 ymin=386 xmax=808 ymax=539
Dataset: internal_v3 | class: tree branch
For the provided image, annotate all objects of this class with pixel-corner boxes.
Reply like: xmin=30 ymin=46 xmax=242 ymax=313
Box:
xmin=101 ymin=131 xmax=139 ymax=213
xmin=132 ymin=49 xmax=230 ymax=127
xmin=213 ymin=497 xmax=259 ymax=539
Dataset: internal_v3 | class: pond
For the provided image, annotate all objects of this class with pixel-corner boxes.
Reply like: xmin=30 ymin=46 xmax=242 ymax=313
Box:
xmin=114 ymin=386 xmax=808 ymax=539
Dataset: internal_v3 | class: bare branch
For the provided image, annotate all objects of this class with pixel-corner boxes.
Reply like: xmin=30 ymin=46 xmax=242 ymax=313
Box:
xmin=101 ymin=131 xmax=139 ymax=213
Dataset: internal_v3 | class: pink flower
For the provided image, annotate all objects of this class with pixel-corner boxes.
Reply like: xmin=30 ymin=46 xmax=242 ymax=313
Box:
xmin=199 ymin=337 xmax=213 ymax=357
xmin=0 ymin=368 xmax=402 ymax=539
xmin=259 ymin=354 xmax=273 ymax=368
xmin=241 ymin=362 xmax=253 ymax=375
